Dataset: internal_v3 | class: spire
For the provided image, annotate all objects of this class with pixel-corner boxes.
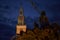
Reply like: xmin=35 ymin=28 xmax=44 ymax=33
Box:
xmin=18 ymin=0 xmax=24 ymax=25
xmin=19 ymin=0 xmax=24 ymax=16
xmin=19 ymin=7 xmax=23 ymax=16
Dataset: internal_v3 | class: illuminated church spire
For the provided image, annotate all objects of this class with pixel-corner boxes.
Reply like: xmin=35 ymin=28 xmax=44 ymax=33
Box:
xmin=18 ymin=8 xmax=24 ymax=25
xmin=18 ymin=0 xmax=24 ymax=25
xmin=16 ymin=0 xmax=26 ymax=34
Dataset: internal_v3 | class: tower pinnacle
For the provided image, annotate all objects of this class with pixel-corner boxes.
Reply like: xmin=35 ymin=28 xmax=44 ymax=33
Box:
xmin=19 ymin=6 xmax=24 ymax=16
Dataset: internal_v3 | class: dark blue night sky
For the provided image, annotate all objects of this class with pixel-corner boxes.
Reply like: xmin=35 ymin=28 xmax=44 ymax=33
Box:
xmin=0 ymin=0 xmax=60 ymax=40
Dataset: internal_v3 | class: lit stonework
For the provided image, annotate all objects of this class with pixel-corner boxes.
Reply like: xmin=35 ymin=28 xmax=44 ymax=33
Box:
xmin=16 ymin=6 xmax=26 ymax=34
xmin=16 ymin=25 xmax=26 ymax=34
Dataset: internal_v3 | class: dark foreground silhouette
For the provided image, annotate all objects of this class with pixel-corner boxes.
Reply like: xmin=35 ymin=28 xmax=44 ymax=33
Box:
xmin=12 ymin=11 xmax=60 ymax=40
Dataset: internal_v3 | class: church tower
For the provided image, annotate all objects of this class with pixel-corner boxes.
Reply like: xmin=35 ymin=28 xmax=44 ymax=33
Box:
xmin=18 ymin=6 xmax=24 ymax=25
xmin=16 ymin=5 xmax=26 ymax=35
